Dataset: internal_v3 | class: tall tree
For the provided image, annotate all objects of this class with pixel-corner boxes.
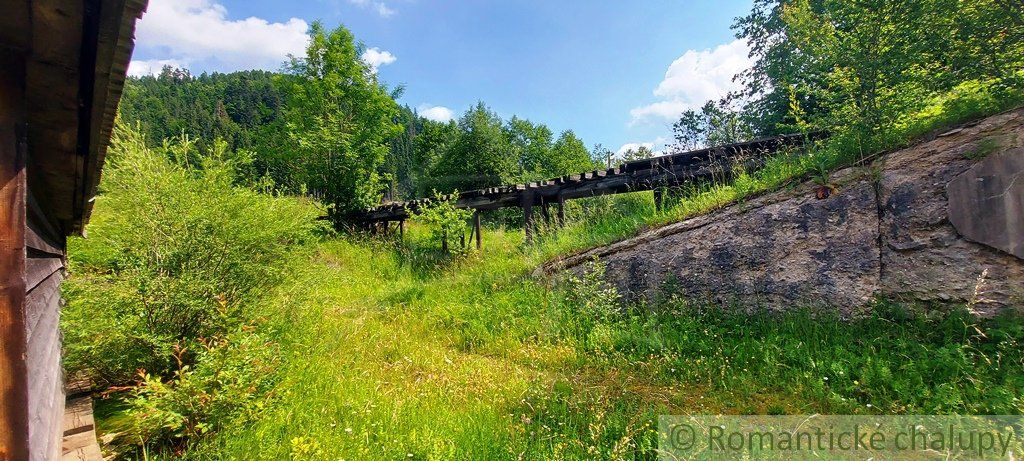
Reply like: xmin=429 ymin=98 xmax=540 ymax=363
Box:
xmin=282 ymin=22 xmax=401 ymax=222
xmin=412 ymin=118 xmax=459 ymax=196
xmin=547 ymin=130 xmax=595 ymax=176
xmin=428 ymin=102 xmax=514 ymax=193
xmin=733 ymin=0 xmax=1023 ymax=148
xmin=385 ymin=105 xmax=422 ymax=200
xmin=505 ymin=116 xmax=554 ymax=181
xmin=672 ymin=100 xmax=753 ymax=151
xmin=731 ymin=0 xmax=825 ymax=137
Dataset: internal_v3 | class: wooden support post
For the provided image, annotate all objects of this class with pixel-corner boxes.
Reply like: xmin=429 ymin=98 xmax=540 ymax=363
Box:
xmin=556 ymin=194 xmax=566 ymax=228
xmin=399 ymin=219 xmax=404 ymax=239
xmin=654 ymin=187 xmax=664 ymax=212
xmin=522 ymin=189 xmax=534 ymax=245
xmin=473 ymin=211 xmax=481 ymax=250
xmin=541 ymin=198 xmax=551 ymax=227
xmin=0 ymin=48 xmax=29 ymax=460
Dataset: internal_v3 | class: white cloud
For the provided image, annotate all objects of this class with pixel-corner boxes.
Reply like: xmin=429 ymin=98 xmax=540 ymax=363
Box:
xmin=349 ymin=0 xmax=395 ymax=17
xmin=630 ymin=39 xmax=752 ymax=125
xmin=133 ymin=0 xmax=309 ymax=73
xmin=361 ymin=48 xmax=397 ymax=72
xmin=616 ymin=142 xmax=654 ymax=155
xmin=417 ymin=104 xmax=455 ymax=122
xmin=617 ymin=136 xmax=669 ymax=157
xmin=127 ymin=59 xmax=185 ymax=77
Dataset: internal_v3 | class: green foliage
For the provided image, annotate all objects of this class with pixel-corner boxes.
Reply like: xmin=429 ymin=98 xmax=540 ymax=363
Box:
xmin=118 ymin=69 xmax=291 ymax=185
xmin=618 ymin=145 xmax=654 ymax=163
xmin=62 ymin=124 xmax=324 ymax=385
xmin=506 ymin=116 xmax=554 ymax=179
xmin=731 ymin=0 xmax=1023 ymax=148
xmin=282 ymin=22 xmax=402 ymax=221
xmin=119 ymin=65 xmax=598 ymax=208
xmin=129 ymin=330 xmax=281 ymax=447
xmin=427 ymin=102 xmax=516 ymax=193
xmin=549 ymin=130 xmax=597 ymax=175
xmin=562 ymin=259 xmax=623 ymax=349
xmin=112 ymin=230 xmax=1024 ymax=460
xmin=672 ymin=99 xmax=753 ymax=150
xmin=411 ymin=190 xmax=474 ymax=252
xmin=413 ymin=103 xmax=597 ymax=198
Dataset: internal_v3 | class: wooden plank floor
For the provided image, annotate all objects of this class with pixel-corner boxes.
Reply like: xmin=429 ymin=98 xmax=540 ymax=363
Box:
xmin=61 ymin=381 xmax=102 ymax=461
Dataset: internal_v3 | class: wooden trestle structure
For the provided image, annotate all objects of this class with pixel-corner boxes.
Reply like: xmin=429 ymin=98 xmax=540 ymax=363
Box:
xmin=358 ymin=132 xmax=822 ymax=245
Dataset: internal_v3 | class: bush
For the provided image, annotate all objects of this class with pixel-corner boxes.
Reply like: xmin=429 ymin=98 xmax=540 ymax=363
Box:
xmin=129 ymin=329 xmax=281 ymax=447
xmin=561 ymin=259 xmax=623 ymax=349
xmin=411 ymin=190 xmax=473 ymax=253
xmin=62 ymin=124 xmax=327 ymax=385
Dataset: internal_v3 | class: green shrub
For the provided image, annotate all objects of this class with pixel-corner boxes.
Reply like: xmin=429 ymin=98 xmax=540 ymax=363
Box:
xmin=411 ymin=190 xmax=473 ymax=253
xmin=561 ymin=259 xmax=623 ymax=349
xmin=129 ymin=329 xmax=281 ymax=448
xmin=62 ymin=124 xmax=327 ymax=385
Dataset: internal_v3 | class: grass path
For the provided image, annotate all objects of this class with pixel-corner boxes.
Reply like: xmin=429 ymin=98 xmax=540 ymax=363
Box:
xmin=188 ymin=232 xmax=709 ymax=459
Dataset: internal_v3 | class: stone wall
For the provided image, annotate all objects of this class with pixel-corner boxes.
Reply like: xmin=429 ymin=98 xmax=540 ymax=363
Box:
xmin=546 ymin=108 xmax=1024 ymax=315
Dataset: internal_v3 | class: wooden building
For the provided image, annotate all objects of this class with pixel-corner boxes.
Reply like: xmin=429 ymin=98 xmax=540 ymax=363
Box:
xmin=1 ymin=1 xmax=146 ymax=458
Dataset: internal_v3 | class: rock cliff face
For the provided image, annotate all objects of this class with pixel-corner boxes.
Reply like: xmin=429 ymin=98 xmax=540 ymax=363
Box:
xmin=547 ymin=109 xmax=1024 ymax=315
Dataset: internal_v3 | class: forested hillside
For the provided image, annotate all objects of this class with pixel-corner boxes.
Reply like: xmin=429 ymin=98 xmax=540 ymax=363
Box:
xmin=66 ymin=0 xmax=1024 ymax=459
xmin=120 ymin=61 xmax=596 ymax=208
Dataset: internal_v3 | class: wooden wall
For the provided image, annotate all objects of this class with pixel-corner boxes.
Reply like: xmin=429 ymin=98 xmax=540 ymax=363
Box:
xmin=0 ymin=42 xmax=32 ymax=461
xmin=1 ymin=41 xmax=68 ymax=461
xmin=25 ymin=193 xmax=66 ymax=461
xmin=2 ymin=1 xmax=144 ymax=457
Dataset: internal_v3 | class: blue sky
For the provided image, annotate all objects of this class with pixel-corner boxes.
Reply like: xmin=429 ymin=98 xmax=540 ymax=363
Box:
xmin=129 ymin=0 xmax=754 ymax=155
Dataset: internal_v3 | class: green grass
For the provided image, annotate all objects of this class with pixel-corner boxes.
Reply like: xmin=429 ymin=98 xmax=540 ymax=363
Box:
xmin=93 ymin=224 xmax=1024 ymax=460
xmin=91 ymin=84 xmax=1024 ymax=460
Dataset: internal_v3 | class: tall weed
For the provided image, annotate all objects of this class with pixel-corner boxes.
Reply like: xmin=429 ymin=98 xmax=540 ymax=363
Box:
xmin=63 ymin=124 xmax=326 ymax=384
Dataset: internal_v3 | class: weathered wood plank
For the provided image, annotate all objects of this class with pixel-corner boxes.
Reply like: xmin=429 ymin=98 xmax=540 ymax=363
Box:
xmin=24 ymin=272 xmax=63 ymax=461
xmin=25 ymin=269 xmax=61 ymax=337
xmin=26 ymin=218 xmax=63 ymax=256
xmin=0 ymin=46 xmax=30 ymax=461
xmin=62 ymin=398 xmax=93 ymax=437
xmin=26 ymin=256 xmax=62 ymax=293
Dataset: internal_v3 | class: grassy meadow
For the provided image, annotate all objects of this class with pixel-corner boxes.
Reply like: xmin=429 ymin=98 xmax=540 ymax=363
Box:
xmin=63 ymin=82 xmax=1024 ymax=460
xmin=88 ymin=222 xmax=1024 ymax=460
xmin=59 ymin=0 xmax=1024 ymax=454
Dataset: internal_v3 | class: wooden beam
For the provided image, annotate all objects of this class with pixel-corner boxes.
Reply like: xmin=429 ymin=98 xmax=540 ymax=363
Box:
xmin=654 ymin=188 xmax=664 ymax=212
xmin=473 ymin=211 xmax=481 ymax=250
xmin=522 ymin=189 xmax=534 ymax=245
xmin=357 ymin=132 xmax=822 ymax=225
xmin=0 ymin=47 xmax=29 ymax=461
xmin=0 ymin=1 xmax=31 ymax=51
xmin=556 ymin=194 xmax=565 ymax=228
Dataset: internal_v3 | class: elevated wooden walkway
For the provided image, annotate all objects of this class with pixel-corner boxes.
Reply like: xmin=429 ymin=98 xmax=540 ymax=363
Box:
xmin=357 ymin=133 xmax=820 ymax=243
